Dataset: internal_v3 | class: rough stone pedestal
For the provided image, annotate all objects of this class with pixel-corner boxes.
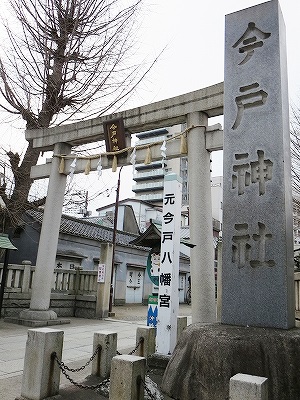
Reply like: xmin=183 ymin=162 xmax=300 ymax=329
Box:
xmin=161 ymin=323 xmax=300 ymax=400
xmin=5 ymin=308 xmax=70 ymax=327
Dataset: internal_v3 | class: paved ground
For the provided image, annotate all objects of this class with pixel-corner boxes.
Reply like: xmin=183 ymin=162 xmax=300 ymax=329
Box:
xmin=0 ymin=304 xmax=192 ymax=399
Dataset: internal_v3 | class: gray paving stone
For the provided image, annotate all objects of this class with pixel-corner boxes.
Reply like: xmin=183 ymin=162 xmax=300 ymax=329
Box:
xmin=0 ymin=304 xmax=192 ymax=399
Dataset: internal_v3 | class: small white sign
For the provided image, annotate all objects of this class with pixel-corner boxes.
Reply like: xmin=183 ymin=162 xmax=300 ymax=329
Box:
xmin=97 ymin=263 xmax=106 ymax=283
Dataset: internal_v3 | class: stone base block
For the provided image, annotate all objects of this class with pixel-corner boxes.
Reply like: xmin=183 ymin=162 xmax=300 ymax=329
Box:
xmin=20 ymin=309 xmax=58 ymax=320
xmin=230 ymin=373 xmax=268 ymax=400
xmin=4 ymin=308 xmax=70 ymax=327
xmin=161 ymin=323 xmax=300 ymax=400
xmin=4 ymin=316 xmax=70 ymax=327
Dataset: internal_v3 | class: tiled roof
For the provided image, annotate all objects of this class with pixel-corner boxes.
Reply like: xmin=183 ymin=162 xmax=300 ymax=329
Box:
xmin=130 ymin=221 xmax=196 ymax=249
xmin=25 ymin=210 xmax=146 ymax=249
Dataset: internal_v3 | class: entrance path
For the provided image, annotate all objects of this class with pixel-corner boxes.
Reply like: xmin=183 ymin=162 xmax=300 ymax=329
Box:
xmin=0 ymin=304 xmax=192 ymax=399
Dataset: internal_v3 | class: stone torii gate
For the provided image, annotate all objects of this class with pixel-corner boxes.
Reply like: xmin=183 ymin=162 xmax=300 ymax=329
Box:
xmin=20 ymin=82 xmax=224 ymax=324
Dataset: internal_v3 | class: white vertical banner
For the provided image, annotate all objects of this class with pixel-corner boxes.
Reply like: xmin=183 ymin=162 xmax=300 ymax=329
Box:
xmin=156 ymin=173 xmax=182 ymax=354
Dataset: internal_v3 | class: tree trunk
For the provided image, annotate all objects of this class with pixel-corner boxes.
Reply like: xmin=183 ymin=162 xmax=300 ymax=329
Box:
xmin=0 ymin=141 xmax=40 ymax=233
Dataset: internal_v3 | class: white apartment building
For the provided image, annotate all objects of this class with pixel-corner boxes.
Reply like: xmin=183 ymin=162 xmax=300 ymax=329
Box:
xmin=132 ymin=126 xmax=183 ymax=205
xmin=132 ymin=126 xmax=223 ymax=226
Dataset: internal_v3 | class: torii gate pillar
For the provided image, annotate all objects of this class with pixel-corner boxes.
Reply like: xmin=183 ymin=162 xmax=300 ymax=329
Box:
xmin=187 ymin=112 xmax=216 ymax=323
xmin=20 ymin=142 xmax=71 ymax=322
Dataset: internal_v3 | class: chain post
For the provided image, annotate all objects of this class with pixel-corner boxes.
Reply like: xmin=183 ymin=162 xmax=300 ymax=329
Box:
xmin=52 ymin=344 xmax=164 ymax=399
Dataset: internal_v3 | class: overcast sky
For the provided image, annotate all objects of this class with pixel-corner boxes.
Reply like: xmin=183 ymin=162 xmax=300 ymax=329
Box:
xmin=130 ymin=0 xmax=300 ymax=105
xmin=2 ymin=0 xmax=300 ymax=212
xmin=105 ymin=0 xmax=300 ymax=209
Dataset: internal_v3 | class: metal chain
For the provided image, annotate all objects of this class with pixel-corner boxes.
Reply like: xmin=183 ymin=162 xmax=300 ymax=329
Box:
xmin=52 ymin=352 xmax=109 ymax=391
xmin=139 ymin=375 xmax=161 ymax=400
xmin=52 ymin=352 xmax=163 ymax=398
xmin=116 ymin=337 xmax=144 ymax=356
xmin=52 ymin=346 xmax=101 ymax=373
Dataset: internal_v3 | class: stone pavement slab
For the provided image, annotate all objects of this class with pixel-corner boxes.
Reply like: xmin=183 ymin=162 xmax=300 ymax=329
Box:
xmin=0 ymin=304 xmax=191 ymax=399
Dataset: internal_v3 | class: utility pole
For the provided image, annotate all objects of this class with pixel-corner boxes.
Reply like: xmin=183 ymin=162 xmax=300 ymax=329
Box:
xmin=109 ymin=166 xmax=123 ymax=313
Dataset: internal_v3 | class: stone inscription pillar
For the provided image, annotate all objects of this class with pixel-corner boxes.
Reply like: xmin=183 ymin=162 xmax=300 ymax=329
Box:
xmin=222 ymin=1 xmax=294 ymax=329
xmin=187 ymin=112 xmax=216 ymax=323
xmin=20 ymin=142 xmax=71 ymax=321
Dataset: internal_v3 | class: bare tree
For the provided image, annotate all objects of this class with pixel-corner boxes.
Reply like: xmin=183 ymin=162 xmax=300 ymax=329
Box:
xmin=291 ymin=103 xmax=300 ymax=249
xmin=0 ymin=0 xmax=156 ymax=232
xmin=291 ymin=106 xmax=300 ymax=191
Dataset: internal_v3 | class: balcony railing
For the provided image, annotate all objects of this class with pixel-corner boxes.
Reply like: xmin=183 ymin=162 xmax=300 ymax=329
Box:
xmin=135 ymin=193 xmax=164 ymax=202
xmin=132 ymin=181 xmax=164 ymax=193
xmin=133 ymin=169 xmax=165 ymax=181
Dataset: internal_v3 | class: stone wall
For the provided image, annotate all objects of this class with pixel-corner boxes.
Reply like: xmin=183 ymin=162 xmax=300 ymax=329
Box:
xmin=2 ymin=292 xmax=98 ymax=318
xmin=74 ymin=295 xmax=97 ymax=318
xmin=2 ymin=292 xmax=31 ymax=317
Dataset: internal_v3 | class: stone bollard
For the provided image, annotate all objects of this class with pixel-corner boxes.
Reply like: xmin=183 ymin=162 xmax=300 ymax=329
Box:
xmin=109 ymin=355 xmax=146 ymax=400
xmin=230 ymin=373 xmax=268 ymax=400
xmin=20 ymin=328 xmax=64 ymax=400
xmin=177 ymin=316 xmax=187 ymax=341
xmin=136 ymin=326 xmax=156 ymax=358
xmin=92 ymin=331 xmax=117 ymax=379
